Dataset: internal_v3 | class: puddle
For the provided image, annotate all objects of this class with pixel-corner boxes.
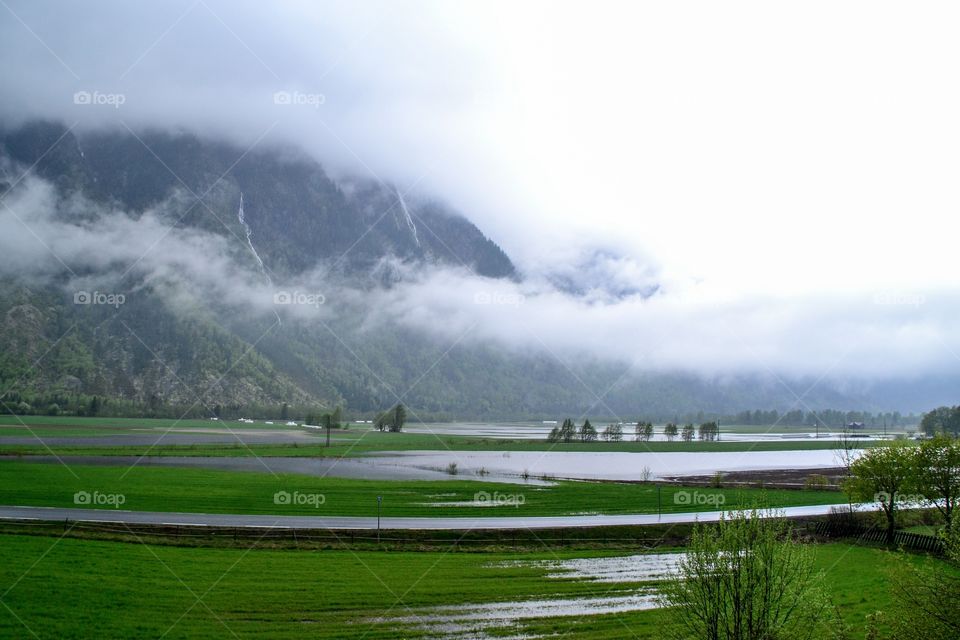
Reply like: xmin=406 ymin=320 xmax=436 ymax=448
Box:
xmin=385 ymin=591 xmax=660 ymax=638
xmin=496 ymin=553 xmax=683 ymax=583
xmin=416 ymin=501 xmax=505 ymax=508
xmin=374 ymin=553 xmax=682 ymax=638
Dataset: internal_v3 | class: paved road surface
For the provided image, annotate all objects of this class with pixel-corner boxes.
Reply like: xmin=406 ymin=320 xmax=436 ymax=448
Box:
xmin=0 ymin=504 xmax=861 ymax=530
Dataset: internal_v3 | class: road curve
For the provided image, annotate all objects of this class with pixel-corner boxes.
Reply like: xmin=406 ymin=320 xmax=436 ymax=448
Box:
xmin=0 ymin=504 xmax=861 ymax=530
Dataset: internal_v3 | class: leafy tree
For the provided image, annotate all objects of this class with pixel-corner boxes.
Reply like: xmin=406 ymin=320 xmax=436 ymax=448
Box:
xmin=579 ymin=419 xmax=597 ymax=442
xmin=914 ymin=434 xmax=960 ymax=526
xmin=635 ymin=421 xmax=654 ymax=442
xmin=886 ymin=521 xmax=960 ymax=639
xmin=844 ymin=442 xmax=917 ymax=544
xmin=547 ymin=425 xmax=561 ymax=443
xmin=698 ymin=421 xmax=719 ymax=441
xmin=681 ymin=423 xmax=695 ymax=442
xmin=393 ymin=403 xmax=406 ymax=431
xmin=664 ymin=422 xmax=678 ymax=441
xmin=558 ymin=418 xmax=576 ymax=443
xmin=921 ymin=406 xmax=960 ymax=437
xmin=658 ymin=509 xmax=838 ymax=640
xmin=601 ymin=423 xmax=623 ymax=442
xmin=373 ymin=404 xmax=406 ymax=432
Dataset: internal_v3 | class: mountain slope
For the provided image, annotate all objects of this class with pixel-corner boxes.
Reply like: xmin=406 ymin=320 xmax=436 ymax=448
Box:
xmin=0 ymin=121 xmax=941 ymax=419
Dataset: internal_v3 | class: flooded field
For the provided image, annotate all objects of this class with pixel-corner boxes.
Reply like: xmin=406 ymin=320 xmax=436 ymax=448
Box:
xmin=368 ymin=449 xmax=851 ymax=481
xmin=4 ymin=447 xmax=852 ymax=483
xmin=381 ymin=553 xmax=682 ymax=638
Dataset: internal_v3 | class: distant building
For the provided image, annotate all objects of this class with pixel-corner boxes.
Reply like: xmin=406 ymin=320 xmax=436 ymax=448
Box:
xmin=846 ymin=421 xmax=865 ymax=430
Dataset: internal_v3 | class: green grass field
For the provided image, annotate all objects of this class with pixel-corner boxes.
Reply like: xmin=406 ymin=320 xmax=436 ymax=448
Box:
xmin=0 ymin=535 xmax=930 ymax=639
xmin=0 ymin=461 xmax=845 ymax=517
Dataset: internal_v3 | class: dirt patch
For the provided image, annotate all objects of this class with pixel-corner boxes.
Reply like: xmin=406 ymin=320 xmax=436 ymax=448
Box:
xmin=662 ymin=467 xmax=846 ymax=490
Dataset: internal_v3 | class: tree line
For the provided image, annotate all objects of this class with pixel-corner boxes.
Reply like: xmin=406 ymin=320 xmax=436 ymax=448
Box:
xmin=546 ymin=419 xmax=720 ymax=443
xmin=730 ymin=408 xmax=913 ymax=428
xmin=843 ymin=435 xmax=960 ymax=543
xmin=920 ymin=405 xmax=960 ymax=436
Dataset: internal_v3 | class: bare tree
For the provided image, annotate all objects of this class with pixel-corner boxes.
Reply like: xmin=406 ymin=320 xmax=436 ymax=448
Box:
xmin=659 ymin=508 xmax=839 ymax=640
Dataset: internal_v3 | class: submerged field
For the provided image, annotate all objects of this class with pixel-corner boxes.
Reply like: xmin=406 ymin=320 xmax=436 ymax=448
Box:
xmin=0 ymin=534 xmax=924 ymax=639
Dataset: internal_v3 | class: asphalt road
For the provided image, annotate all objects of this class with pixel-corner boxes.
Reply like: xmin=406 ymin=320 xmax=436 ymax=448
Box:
xmin=0 ymin=504 xmax=859 ymax=530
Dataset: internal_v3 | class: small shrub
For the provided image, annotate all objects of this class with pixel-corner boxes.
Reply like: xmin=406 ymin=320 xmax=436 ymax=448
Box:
xmin=805 ymin=473 xmax=830 ymax=490
xmin=446 ymin=462 xmax=458 ymax=475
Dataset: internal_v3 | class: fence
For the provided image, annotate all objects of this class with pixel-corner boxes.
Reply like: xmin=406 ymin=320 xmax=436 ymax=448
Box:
xmin=813 ymin=520 xmax=943 ymax=553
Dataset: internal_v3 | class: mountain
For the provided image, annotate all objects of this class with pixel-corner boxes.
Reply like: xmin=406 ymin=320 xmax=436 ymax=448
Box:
xmin=0 ymin=121 xmax=944 ymax=420
xmin=2 ymin=121 xmax=516 ymax=280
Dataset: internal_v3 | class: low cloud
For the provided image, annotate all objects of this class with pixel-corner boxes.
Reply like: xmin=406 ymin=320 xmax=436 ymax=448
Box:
xmin=367 ymin=263 xmax=957 ymax=380
xmin=1 ymin=166 xmax=957 ymax=387
xmin=0 ymin=177 xmax=330 ymax=321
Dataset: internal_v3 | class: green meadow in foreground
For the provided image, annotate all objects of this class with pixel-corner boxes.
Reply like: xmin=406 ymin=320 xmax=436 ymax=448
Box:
xmin=0 ymin=536 xmax=928 ymax=639
xmin=0 ymin=461 xmax=845 ymax=517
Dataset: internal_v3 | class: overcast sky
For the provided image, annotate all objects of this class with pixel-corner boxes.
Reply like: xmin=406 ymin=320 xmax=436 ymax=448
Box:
xmin=2 ymin=0 xmax=959 ymax=382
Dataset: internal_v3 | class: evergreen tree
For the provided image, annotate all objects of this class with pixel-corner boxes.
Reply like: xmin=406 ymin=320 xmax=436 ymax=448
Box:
xmin=579 ymin=419 xmax=598 ymax=442
xmin=393 ymin=403 xmax=406 ymax=431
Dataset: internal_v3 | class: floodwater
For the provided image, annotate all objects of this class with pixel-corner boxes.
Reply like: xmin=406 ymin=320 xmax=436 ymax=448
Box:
xmin=365 ymin=449 xmax=852 ymax=481
xmin=2 ymin=446 xmax=853 ymax=483
xmin=494 ymin=552 xmax=683 ymax=583
xmin=381 ymin=553 xmax=682 ymax=639
xmin=2 ymin=454 xmax=549 ymax=485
